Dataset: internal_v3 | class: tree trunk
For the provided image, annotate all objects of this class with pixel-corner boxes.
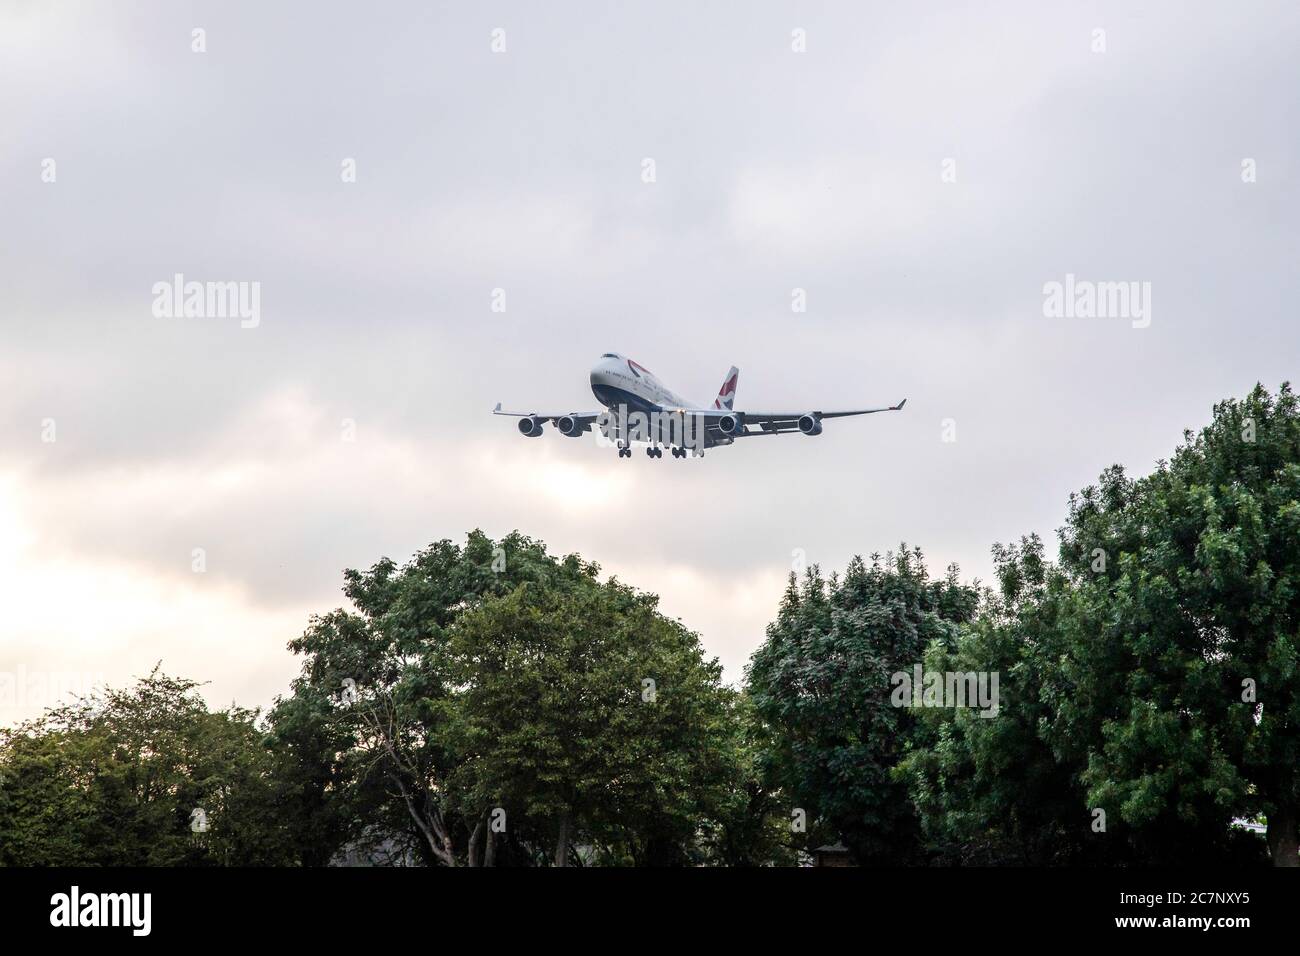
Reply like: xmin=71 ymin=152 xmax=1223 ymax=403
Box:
xmin=554 ymin=812 xmax=571 ymax=867
xmin=467 ymin=818 xmax=484 ymax=868
xmin=484 ymin=824 xmax=497 ymax=867
xmin=394 ymin=779 xmax=454 ymax=866
xmin=1267 ymin=806 xmax=1299 ymax=867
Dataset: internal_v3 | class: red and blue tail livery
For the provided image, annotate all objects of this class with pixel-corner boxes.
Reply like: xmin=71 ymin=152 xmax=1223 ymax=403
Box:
xmin=713 ymin=367 xmax=739 ymax=410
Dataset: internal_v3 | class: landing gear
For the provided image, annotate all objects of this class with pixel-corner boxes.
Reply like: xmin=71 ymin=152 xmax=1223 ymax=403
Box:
xmin=616 ymin=444 xmax=694 ymax=459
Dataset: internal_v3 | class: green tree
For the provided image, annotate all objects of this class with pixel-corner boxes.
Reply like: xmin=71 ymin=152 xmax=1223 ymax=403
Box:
xmin=270 ymin=530 xmax=755 ymax=865
xmin=262 ymin=692 xmax=358 ymax=866
xmin=0 ymin=669 xmax=292 ymax=866
xmin=900 ymin=385 xmax=1291 ymax=866
xmin=1050 ymin=384 xmax=1300 ymax=865
xmin=449 ymin=573 xmax=738 ymax=865
xmin=698 ymin=692 xmax=801 ymax=867
xmin=746 ymin=549 xmax=979 ymax=864
xmin=898 ymin=536 xmax=1102 ymax=864
xmin=270 ymin=531 xmax=582 ymax=865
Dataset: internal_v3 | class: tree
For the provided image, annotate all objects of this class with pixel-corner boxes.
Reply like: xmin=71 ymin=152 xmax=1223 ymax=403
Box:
xmin=270 ymin=530 xmax=750 ymax=866
xmin=269 ymin=531 xmax=582 ymax=865
xmin=262 ymin=691 xmax=358 ymax=866
xmin=449 ymin=573 xmax=738 ymax=866
xmin=899 ymin=385 xmax=1291 ymax=866
xmin=746 ymin=549 xmax=979 ymax=864
xmin=0 ymin=669 xmax=293 ymax=866
xmin=898 ymin=536 xmax=1103 ymax=864
xmin=1051 ymin=384 xmax=1300 ymax=865
xmin=697 ymin=692 xmax=801 ymax=867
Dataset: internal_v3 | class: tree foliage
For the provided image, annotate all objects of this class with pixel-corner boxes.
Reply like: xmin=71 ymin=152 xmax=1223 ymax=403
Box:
xmin=269 ymin=530 xmax=770 ymax=865
xmin=866 ymin=385 xmax=1294 ymax=866
xmin=1050 ymin=383 xmax=1299 ymax=865
xmin=0 ymin=669 xmax=292 ymax=865
xmin=746 ymin=549 xmax=979 ymax=863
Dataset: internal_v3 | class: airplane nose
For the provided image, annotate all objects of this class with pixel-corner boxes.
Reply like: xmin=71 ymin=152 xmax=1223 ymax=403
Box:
xmin=590 ymin=361 xmax=610 ymax=404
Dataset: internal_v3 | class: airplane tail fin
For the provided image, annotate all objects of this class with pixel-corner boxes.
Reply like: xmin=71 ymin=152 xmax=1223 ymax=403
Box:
xmin=713 ymin=366 xmax=739 ymax=410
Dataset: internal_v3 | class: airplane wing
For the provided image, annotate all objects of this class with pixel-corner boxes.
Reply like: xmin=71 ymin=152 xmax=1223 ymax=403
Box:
xmin=494 ymin=399 xmax=906 ymax=444
xmin=703 ymin=399 xmax=906 ymax=436
xmin=492 ymin=403 xmax=602 ymax=422
xmin=493 ymin=403 xmax=603 ymax=436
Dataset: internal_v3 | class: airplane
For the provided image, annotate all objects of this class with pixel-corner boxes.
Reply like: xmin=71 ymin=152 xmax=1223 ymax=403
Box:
xmin=493 ymin=353 xmax=906 ymax=458
xmin=488 ymin=353 xmax=904 ymax=457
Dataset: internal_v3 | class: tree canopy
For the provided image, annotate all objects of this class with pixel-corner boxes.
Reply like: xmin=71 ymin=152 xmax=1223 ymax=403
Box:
xmin=746 ymin=549 xmax=979 ymax=863
xmin=267 ymin=530 xmax=768 ymax=866
xmin=0 ymin=669 xmax=293 ymax=866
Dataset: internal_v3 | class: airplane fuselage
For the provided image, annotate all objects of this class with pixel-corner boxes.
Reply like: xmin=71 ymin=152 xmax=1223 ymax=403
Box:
xmin=588 ymin=353 xmax=718 ymax=450
xmin=589 ymin=353 xmax=693 ymax=416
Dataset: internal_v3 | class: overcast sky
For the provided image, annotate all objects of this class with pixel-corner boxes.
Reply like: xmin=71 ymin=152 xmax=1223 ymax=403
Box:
xmin=2 ymin=1 xmax=1298 ymax=723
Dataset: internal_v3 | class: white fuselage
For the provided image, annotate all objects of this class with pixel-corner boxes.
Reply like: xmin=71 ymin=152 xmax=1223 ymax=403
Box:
xmin=588 ymin=353 xmax=721 ymax=449
xmin=588 ymin=354 xmax=694 ymax=414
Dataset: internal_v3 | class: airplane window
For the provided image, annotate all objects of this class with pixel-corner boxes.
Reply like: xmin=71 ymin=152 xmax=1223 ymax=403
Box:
xmin=601 ymin=353 xmax=618 ymax=358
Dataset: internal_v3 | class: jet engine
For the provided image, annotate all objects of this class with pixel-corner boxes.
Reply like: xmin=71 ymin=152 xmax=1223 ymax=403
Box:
xmin=556 ymin=415 xmax=587 ymax=437
xmin=518 ymin=416 xmax=545 ymax=437
xmin=797 ymin=414 xmax=823 ymax=436
xmin=716 ymin=412 xmax=745 ymax=436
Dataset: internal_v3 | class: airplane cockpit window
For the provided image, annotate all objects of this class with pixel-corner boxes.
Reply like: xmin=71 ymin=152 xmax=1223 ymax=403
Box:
xmin=601 ymin=353 xmax=619 ymax=359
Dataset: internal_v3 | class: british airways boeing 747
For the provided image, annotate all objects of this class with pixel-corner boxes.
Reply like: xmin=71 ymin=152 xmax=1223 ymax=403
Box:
xmin=494 ymin=353 xmax=905 ymax=458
